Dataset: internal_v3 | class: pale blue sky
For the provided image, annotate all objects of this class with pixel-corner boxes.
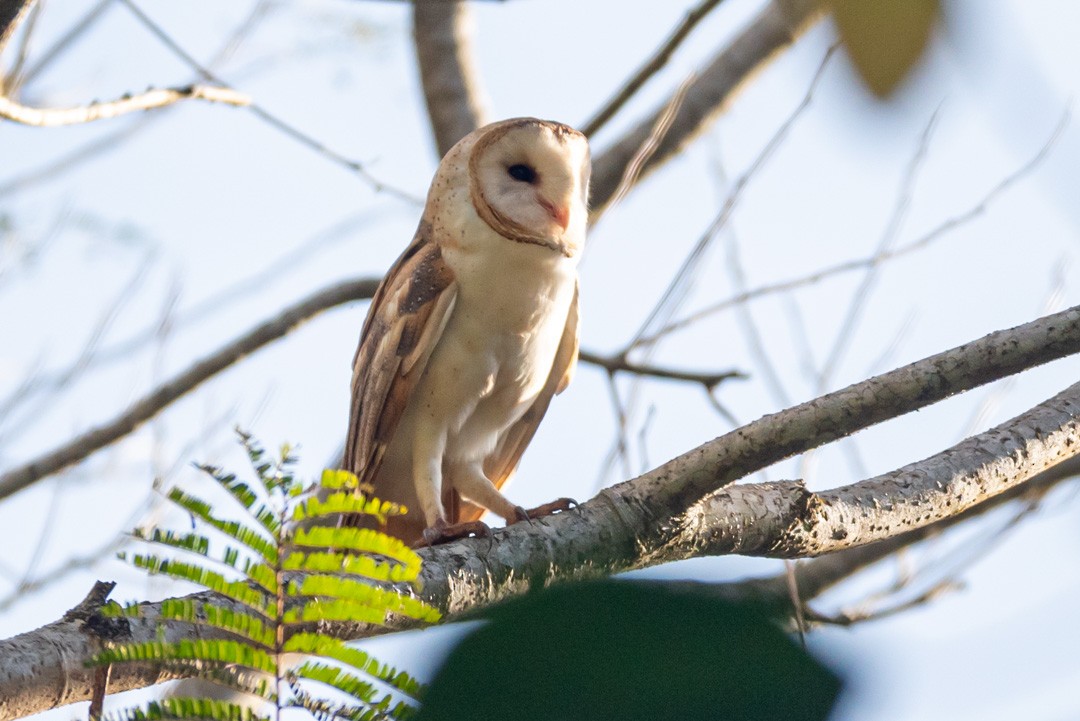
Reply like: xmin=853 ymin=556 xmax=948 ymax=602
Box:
xmin=1 ymin=1 xmax=1079 ymax=719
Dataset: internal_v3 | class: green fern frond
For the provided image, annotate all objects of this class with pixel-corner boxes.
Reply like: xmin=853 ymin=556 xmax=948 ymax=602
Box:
xmin=283 ymin=633 xmax=425 ymax=701
xmin=167 ymin=488 xmax=279 ymax=563
xmin=93 ymin=638 xmax=276 ymax=674
xmin=293 ymin=492 xmax=406 ymax=526
xmin=105 ymin=697 xmax=270 ymax=721
xmin=131 ymin=529 xmax=212 ymax=557
xmin=163 ymin=598 xmax=276 ymax=649
xmin=292 ymin=527 xmax=420 ymax=573
xmin=289 ymin=688 xmax=398 ymax=721
xmin=290 ymin=662 xmax=381 ymax=704
xmin=127 ymin=555 xmax=273 ymax=617
xmin=282 ymin=551 xmax=416 ymax=584
xmin=195 ymin=464 xmax=280 ymax=535
xmin=288 ymin=575 xmax=440 ymax=623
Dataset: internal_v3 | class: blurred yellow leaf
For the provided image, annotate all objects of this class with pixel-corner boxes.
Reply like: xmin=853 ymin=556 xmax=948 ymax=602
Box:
xmin=832 ymin=0 xmax=940 ymax=97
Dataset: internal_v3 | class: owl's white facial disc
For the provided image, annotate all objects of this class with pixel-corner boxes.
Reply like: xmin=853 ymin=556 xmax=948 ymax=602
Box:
xmin=469 ymin=119 xmax=590 ymax=256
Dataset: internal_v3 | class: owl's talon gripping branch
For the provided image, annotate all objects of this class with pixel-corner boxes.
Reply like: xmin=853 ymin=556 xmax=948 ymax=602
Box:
xmin=419 ymin=518 xmax=492 ymax=547
xmin=515 ymin=497 xmax=578 ymax=522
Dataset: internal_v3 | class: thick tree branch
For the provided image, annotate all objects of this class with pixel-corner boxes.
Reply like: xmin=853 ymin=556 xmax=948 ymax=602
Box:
xmin=0 ymin=84 xmax=250 ymax=126
xmin=412 ymin=0 xmax=487 ymax=157
xmin=590 ymin=0 xmax=827 ymax=221
xmin=4 ymin=306 xmax=1080 ymax=718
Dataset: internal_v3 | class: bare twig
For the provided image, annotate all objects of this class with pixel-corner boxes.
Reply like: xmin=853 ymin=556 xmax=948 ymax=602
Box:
xmin=582 ymin=0 xmax=727 ymax=138
xmin=0 ymin=0 xmax=34 ymax=53
xmin=596 ymin=73 xmax=695 ymax=223
xmin=0 ymin=84 xmax=251 ymax=126
xmin=0 ymin=0 xmax=40 ymax=92
xmin=639 ymin=110 xmax=1069 ymax=348
xmin=0 ymin=0 xmax=273 ymax=199
xmin=118 ymin=0 xmax=420 ymax=203
xmin=589 ymin=0 xmax=827 ymax=219
xmin=628 ymin=44 xmax=835 ymax=353
xmin=579 ymin=350 xmax=745 ymax=389
xmin=12 ymin=0 xmax=114 ymax=90
xmin=412 ymin=0 xmax=487 ymax=156
xmin=0 ymin=278 xmax=380 ymax=501
xmin=816 ymin=108 xmax=941 ymax=390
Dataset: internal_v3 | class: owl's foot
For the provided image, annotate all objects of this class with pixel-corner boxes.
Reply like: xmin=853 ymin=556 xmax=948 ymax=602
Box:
xmin=418 ymin=518 xmax=492 ymax=547
xmin=511 ymin=497 xmax=578 ymax=524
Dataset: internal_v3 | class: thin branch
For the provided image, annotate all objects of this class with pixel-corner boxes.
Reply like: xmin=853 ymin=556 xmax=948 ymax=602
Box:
xmin=0 ymin=84 xmax=251 ymax=126
xmin=12 ymin=0 xmax=114 ymax=90
xmin=638 ymin=110 xmax=1069 ymax=348
xmin=579 ymin=350 xmax=745 ymax=389
xmin=118 ymin=0 xmax=420 ymax=203
xmin=0 ymin=278 xmax=381 ymax=502
xmin=0 ymin=0 xmax=40 ymax=92
xmin=412 ymin=0 xmax=487 ymax=157
xmin=0 ymin=0 xmax=34 ymax=53
xmin=0 ymin=0 xmax=273 ymax=199
xmin=589 ymin=0 xmax=827 ymax=219
xmin=582 ymin=0 xmax=728 ymax=138
xmin=816 ymin=107 xmax=941 ymax=390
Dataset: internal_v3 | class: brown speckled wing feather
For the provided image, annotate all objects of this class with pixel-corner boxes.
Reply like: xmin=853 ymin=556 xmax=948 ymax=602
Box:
xmin=343 ymin=220 xmax=457 ymax=491
xmin=453 ymin=283 xmax=580 ymax=523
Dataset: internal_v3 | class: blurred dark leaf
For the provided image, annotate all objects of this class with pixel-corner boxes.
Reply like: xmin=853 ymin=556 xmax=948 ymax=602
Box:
xmin=832 ymin=0 xmax=940 ymax=97
xmin=416 ymin=580 xmax=841 ymax=721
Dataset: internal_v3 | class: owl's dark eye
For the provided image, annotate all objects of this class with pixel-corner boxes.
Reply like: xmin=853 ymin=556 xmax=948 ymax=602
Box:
xmin=507 ymin=164 xmax=537 ymax=183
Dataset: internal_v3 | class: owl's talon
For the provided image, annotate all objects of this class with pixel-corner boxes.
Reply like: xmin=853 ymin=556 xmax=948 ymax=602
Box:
xmin=418 ymin=519 xmax=492 ymax=547
xmin=523 ymin=497 xmax=577 ymax=518
xmin=511 ymin=506 xmax=534 ymax=525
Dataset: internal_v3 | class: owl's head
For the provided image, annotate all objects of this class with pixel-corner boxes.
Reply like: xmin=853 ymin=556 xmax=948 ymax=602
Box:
xmin=465 ymin=118 xmax=590 ymax=256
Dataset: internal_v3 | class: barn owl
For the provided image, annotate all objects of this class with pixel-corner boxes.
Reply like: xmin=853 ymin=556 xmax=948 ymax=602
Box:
xmin=343 ymin=117 xmax=590 ymax=547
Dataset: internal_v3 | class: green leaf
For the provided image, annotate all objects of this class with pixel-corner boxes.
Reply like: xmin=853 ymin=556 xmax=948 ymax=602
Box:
xmin=290 ymin=661 xmax=381 ymax=704
xmin=92 ymin=638 xmax=277 ymax=675
xmin=106 ymin=697 xmax=270 ymax=721
xmin=416 ymin=581 xmax=842 ymax=721
xmin=292 ymin=526 xmax=420 ymax=573
xmin=832 ymin=0 xmax=940 ymax=97
xmin=284 ymin=633 xmax=425 ymax=701
xmin=167 ymin=488 xmax=278 ymax=564
xmin=150 ymin=597 xmax=276 ymax=649
xmin=283 ymin=551 xmax=417 ymax=584
xmin=195 ymin=464 xmax=280 ymax=534
xmin=320 ymin=468 xmax=373 ymax=493
xmin=293 ymin=492 xmax=406 ymax=526
xmin=127 ymin=554 xmax=273 ymax=618
xmin=287 ymin=575 xmax=440 ymax=623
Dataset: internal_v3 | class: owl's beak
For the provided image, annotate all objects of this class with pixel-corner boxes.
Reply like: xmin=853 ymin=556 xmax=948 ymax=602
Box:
xmin=539 ymin=197 xmax=570 ymax=231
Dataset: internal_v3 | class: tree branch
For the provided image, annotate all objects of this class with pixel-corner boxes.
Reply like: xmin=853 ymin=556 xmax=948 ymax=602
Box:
xmin=5 ymin=308 xmax=1080 ymax=716
xmin=0 ymin=84 xmax=251 ymax=127
xmin=590 ymin=0 xmax=827 ymax=221
xmin=412 ymin=0 xmax=487 ymax=157
xmin=581 ymin=0 xmax=728 ymax=138
xmin=0 ymin=279 xmax=381 ymax=502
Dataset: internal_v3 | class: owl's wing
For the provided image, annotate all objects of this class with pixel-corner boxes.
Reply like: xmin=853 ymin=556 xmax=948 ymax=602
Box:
xmin=451 ymin=283 xmax=580 ymax=524
xmin=344 ymin=220 xmax=458 ymax=491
